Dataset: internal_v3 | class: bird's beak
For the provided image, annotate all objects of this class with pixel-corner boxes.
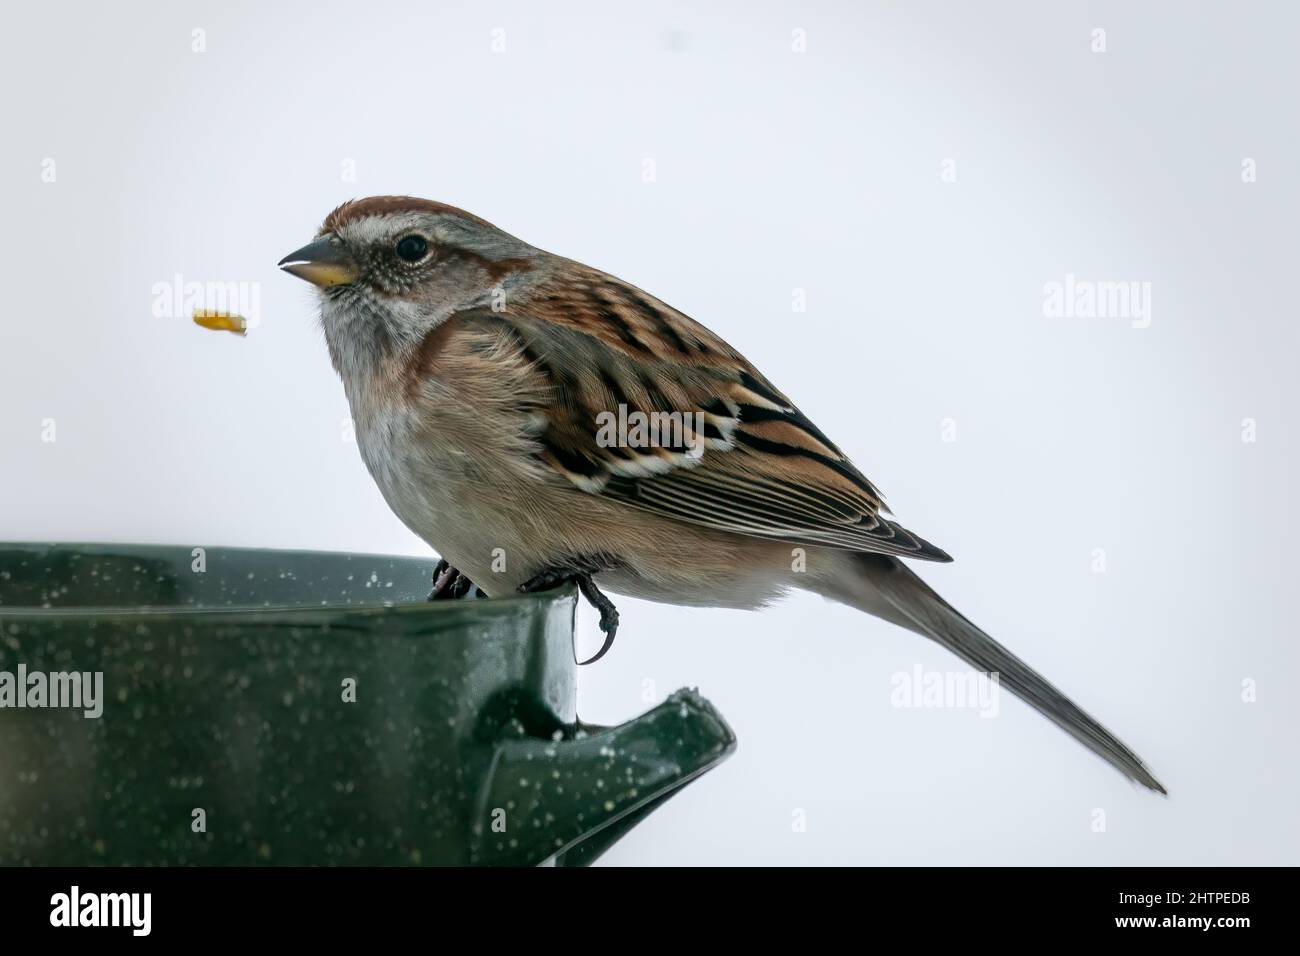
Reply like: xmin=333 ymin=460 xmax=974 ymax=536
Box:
xmin=277 ymin=237 xmax=357 ymax=288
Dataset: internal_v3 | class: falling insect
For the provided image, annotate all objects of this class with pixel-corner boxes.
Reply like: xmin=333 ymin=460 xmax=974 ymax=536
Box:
xmin=192 ymin=309 xmax=248 ymax=336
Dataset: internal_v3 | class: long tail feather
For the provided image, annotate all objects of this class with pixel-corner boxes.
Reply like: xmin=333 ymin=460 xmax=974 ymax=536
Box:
xmin=839 ymin=554 xmax=1166 ymax=793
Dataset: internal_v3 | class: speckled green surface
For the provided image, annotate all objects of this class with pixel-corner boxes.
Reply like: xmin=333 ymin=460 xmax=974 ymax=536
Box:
xmin=0 ymin=543 xmax=736 ymax=866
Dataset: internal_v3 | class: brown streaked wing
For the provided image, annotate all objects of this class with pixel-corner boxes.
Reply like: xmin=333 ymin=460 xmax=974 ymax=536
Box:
xmin=465 ymin=272 xmax=952 ymax=561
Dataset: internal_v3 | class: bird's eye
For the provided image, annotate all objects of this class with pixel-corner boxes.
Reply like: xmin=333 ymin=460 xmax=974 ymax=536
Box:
xmin=395 ymin=234 xmax=429 ymax=263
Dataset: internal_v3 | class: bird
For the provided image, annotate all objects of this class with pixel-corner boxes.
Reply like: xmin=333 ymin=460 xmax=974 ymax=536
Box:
xmin=279 ymin=195 xmax=1166 ymax=794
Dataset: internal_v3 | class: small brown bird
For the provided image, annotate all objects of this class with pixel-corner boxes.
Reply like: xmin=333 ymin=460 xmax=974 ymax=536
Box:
xmin=280 ymin=196 xmax=1165 ymax=793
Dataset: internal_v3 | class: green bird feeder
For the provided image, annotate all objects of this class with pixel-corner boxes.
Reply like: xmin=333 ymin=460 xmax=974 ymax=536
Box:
xmin=0 ymin=543 xmax=736 ymax=866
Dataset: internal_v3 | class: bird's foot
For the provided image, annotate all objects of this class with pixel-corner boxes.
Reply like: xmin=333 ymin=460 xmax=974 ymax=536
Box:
xmin=518 ymin=566 xmax=620 ymax=665
xmin=427 ymin=558 xmax=484 ymax=601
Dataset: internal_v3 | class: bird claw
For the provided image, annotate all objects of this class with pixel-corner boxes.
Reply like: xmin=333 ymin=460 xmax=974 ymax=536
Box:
xmin=426 ymin=558 xmax=483 ymax=601
xmin=518 ymin=567 xmax=619 ymax=665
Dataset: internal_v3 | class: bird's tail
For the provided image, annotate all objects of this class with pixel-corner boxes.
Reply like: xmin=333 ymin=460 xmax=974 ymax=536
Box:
xmin=817 ymin=552 xmax=1166 ymax=793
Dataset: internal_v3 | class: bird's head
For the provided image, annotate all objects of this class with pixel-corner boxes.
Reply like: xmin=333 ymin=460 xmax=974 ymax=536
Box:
xmin=279 ymin=196 xmax=536 ymax=374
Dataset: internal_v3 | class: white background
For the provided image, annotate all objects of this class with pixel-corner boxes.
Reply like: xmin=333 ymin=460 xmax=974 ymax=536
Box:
xmin=1 ymin=1 xmax=1296 ymax=864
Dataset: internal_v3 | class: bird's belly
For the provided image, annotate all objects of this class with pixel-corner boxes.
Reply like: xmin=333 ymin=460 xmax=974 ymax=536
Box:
xmin=356 ymin=416 xmax=542 ymax=595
